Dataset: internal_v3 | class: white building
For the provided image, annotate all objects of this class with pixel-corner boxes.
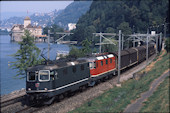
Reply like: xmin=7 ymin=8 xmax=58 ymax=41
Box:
xmin=10 ymin=16 xmax=42 ymax=42
xmin=68 ymin=23 xmax=76 ymax=31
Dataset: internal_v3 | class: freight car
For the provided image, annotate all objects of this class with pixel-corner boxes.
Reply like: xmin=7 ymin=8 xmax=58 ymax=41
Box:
xmin=26 ymin=44 xmax=155 ymax=105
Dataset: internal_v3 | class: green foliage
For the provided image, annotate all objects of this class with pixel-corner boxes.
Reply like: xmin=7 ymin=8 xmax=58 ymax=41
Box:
xmin=43 ymin=24 xmax=64 ymax=42
xmin=71 ymin=0 xmax=169 ymax=43
xmin=54 ymin=1 xmax=92 ymax=28
xmin=117 ymin=22 xmax=132 ymax=35
xmin=68 ymin=46 xmax=83 ymax=58
xmin=70 ymin=52 xmax=169 ymax=112
xmin=68 ymin=39 xmax=92 ymax=58
xmin=81 ymin=38 xmax=92 ymax=54
xmin=140 ymin=76 xmax=169 ymax=112
xmin=165 ymin=38 xmax=170 ymax=52
xmin=10 ymin=30 xmax=41 ymax=79
xmin=102 ymin=38 xmax=118 ymax=53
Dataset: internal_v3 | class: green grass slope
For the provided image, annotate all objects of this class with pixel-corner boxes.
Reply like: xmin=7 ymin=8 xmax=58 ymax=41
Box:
xmin=140 ymin=75 xmax=169 ymax=112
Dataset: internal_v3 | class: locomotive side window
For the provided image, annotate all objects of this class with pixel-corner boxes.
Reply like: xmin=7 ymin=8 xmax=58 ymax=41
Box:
xmin=50 ymin=71 xmax=55 ymax=76
xmin=106 ymin=59 xmax=108 ymax=64
xmin=110 ymin=59 xmax=112 ymax=63
xmin=39 ymin=70 xmax=50 ymax=82
xmin=50 ymin=71 xmax=55 ymax=80
xmin=27 ymin=72 xmax=36 ymax=81
xmin=81 ymin=65 xmax=84 ymax=70
xmin=63 ymin=68 xmax=68 ymax=75
xmin=73 ymin=66 xmax=76 ymax=73
xmin=101 ymin=61 xmax=103 ymax=66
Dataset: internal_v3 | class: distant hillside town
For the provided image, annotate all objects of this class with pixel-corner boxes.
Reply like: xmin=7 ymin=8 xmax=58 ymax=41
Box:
xmin=10 ymin=16 xmax=46 ymax=42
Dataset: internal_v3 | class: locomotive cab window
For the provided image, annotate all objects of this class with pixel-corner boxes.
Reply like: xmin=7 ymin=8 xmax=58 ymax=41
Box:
xmin=27 ymin=71 xmax=36 ymax=82
xmin=50 ymin=71 xmax=55 ymax=80
xmin=39 ymin=70 xmax=50 ymax=82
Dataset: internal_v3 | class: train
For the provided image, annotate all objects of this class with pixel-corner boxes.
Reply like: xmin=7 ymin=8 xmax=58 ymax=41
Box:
xmin=26 ymin=44 xmax=155 ymax=105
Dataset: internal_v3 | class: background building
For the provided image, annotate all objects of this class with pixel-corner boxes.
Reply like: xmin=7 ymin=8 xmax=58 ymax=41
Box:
xmin=10 ymin=16 xmax=42 ymax=42
xmin=68 ymin=23 xmax=76 ymax=31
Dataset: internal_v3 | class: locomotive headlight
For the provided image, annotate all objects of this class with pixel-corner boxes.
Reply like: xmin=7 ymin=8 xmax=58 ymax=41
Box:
xmin=28 ymin=88 xmax=31 ymax=91
xmin=44 ymin=88 xmax=48 ymax=91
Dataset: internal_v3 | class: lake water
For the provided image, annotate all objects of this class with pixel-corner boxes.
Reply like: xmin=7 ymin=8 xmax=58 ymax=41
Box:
xmin=0 ymin=35 xmax=70 ymax=95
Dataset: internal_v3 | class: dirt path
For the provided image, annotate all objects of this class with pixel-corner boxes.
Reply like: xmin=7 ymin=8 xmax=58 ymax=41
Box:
xmin=124 ymin=70 xmax=169 ymax=112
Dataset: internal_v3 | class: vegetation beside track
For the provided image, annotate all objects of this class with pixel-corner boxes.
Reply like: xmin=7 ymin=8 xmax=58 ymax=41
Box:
xmin=140 ymin=75 xmax=169 ymax=112
xmin=69 ymin=51 xmax=169 ymax=112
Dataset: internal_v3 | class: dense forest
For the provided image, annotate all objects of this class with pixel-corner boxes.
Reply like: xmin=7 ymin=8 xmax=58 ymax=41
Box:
xmin=54 ymin=1 xmax=92 ymax=28
xmin=70 ymin=0 xmax=169 ymax=44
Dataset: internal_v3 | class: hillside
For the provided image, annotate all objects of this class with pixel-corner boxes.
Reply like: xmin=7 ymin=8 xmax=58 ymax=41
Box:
xmin=71 ymin=0 xmax=169 ymax=43
xmin=54 ymin=1 xmax=92 ymax=28
xmin=0 ymin=9 xmax=63 ymax=28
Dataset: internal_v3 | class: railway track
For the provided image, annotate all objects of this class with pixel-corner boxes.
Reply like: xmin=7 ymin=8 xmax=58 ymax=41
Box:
xmin=1 ymin=95 xmax=25 ymax=108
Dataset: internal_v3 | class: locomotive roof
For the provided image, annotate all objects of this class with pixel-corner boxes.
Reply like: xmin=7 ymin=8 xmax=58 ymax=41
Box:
xmin=27 ymin=58 xmax=88 ymax=71
xmin=27 ymin=53 xmax=115 ymax=71
xmin=79 ymin=54 xmax=114 ymax=62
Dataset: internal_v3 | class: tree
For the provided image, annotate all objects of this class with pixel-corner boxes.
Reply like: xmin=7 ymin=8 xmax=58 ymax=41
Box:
xmin=117 ymin=22 xmax=132 ymax=35
xmin=81 ymin=38 xmax=92 ymax=55
xmin=43 ymin=24 xmax=64 ymax=42
xmin=165 ymin=38 xmax=170 ymax=53
xmin=68 ymin=46 xmax=82 ymax=58
xmin=10 ymin=30 xmax=41 ymax=79
xmin=68 ymin=38 xmax=92 ymax=58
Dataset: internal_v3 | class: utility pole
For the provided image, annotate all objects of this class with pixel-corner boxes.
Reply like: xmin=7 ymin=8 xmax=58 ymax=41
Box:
xmin=133 ymin=36 xmax=135 ymax=47
xmin=156 ymin=34 xmax=158 ymax=55
xmin=121 ymin=34 xmax=124 ymax=50
xmin=99 ymin=32 xmax=102 ymax=53
xmin=133 ymin=27 xmax=135 ymax=47
xmin=117 ymin=30 xmax=121 ymax=86
xmin=159 ymin=32 xmax=162 ymax=52
xmin=146 ymin=29 xmax=149 ymax=65
xmin=48 ymin=30 xmax=50 ymax=60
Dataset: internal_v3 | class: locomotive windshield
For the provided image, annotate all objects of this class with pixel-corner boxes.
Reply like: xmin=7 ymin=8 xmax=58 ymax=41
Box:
xmin=39 ymin=70 xmax=50 ymax=82
xmin=27 ymin=72 xmax=36 ymax=81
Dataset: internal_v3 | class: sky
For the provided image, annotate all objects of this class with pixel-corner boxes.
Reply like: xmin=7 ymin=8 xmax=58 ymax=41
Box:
xmin=0 ymin=1 xmax=73 ymax=20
